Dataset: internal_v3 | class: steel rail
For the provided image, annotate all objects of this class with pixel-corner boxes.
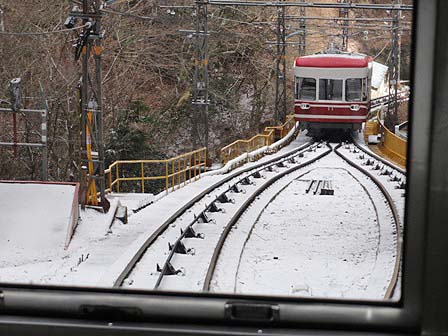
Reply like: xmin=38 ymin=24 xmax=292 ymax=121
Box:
xmin=154 ymin=142 xmax=323 ymax=289
xmin=334 ymin=143 xmax=402 ymax=300
xmin=351 ymin=135 xmax=406 ymax=175
xmin=202 ymin=143 xmax=332 ymax=291
xmin=113 ymin=140 xmax=314 ymax=287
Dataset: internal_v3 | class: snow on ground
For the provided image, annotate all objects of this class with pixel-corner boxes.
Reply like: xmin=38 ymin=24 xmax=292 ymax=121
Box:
xmin=0 ymin=131 xmax=402 ymax=301
xmin=212 ymin=148 xmax=400 ymax=300
xmin=0 ymin=132 xmax=312 ymax=287
xmin=0 ymin=182 xmax=75 ymax=283
xmin=121 ymin=142 xmax=326 ymax=291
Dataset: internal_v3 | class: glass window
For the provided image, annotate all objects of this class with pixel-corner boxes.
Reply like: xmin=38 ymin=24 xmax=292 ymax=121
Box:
xmin=296 ymin=77 xmax=316 ymax=100
xmin=319 ymin=79 xmax=343 ymax=101
xmin=346 ymin=78 xmax=363 ymax=101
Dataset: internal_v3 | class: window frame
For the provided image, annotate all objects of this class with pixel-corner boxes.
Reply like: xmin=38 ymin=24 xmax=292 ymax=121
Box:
xmin=295 ymin=77 xmax=317 ymax=101
xmin=318 ymin=78 xmax=344 ymax=101
xmin=0 ymin=1 xmax=442 ymax=334
xmin=345 ymin=78 xmax=368 ymax=102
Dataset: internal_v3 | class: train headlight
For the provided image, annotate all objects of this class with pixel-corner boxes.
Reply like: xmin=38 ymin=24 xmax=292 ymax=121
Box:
xmin=350 ymin=104 xmax=360 ymax=111
xmin=300 ymin=103 xmax=310 ymax=110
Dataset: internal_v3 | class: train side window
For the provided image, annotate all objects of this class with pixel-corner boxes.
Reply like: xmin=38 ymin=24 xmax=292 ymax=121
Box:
xmin=319 ymin=79 xmax=343 ymax=101
xmin=297 ymin=77 xmax=316 ymax=100
xmin=346 ymin=78 xmax=363 ymax=102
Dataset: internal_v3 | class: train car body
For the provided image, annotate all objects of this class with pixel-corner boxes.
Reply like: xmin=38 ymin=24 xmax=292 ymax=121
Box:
xmin=294 ymin=53 xmax=373 ymax=136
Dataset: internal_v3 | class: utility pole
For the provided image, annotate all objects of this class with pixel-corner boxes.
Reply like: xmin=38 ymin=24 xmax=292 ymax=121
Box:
xmin=338 ymin=0 xmax=350 ymax=51
xmin=387 ymin=0 xmax=401 ymax=129
xmin=191 ymin=0 xmax=210 ymax=153
xmin=71 ymin=0 xmax=108 ymax=210
xmin=298 ymin=6 xmax=306 ymax=56
xmin=274 ymin=0 xmax=287 ymax=124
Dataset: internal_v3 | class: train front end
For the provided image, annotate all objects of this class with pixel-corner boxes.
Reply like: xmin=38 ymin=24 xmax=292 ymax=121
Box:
xmin=294 ymin=53 xmax=373 ymax=137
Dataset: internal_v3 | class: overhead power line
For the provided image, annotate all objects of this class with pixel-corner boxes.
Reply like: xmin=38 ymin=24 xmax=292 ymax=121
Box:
xmin=0 ymin=23 xmax=90 ymax=36
xmin=207 ymin=1 xmax=413 ymax=11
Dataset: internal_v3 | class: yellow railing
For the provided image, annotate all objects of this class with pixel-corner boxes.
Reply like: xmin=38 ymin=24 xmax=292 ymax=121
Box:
xmin=365 ymin=111 xmax=407 ymax=166
xmin=220 ymin=115 xmax=296 ymax=165
xmin=105 ymin=148 xmax=207 ymax=194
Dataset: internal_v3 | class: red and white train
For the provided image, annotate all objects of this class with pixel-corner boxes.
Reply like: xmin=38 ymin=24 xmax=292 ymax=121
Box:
xmin=294 ymin=53 xmax=373 ymax=136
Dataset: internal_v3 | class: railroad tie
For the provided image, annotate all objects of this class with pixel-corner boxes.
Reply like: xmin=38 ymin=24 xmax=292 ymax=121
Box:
xmin=181 ymin=227 xmax=204 ymax=239
xmin=168 ymin=241 xmax=188 ymax=254
xmin=196 ymin=211 xmax=212 ymax=224
xmin=156 ymin=262 xmax=181 ymax=276
xmin=208 ymin=202 xmax=222 ymax=213
xmin=217 ymin=193 xmax=233 ymax=204
xmin=231 ymin=184 xmax=242 ymax=193
xmin=241 ymin=177 xmax=252 ymax=185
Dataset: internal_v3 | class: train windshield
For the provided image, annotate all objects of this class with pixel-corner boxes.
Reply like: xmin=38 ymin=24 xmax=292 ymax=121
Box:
xmin=346 ymin=78 xmax=367 ymax=102
xmin=296 ymin=77 xmax=316 ymax=100
xmin=319 ymin=79 xmax=343 ymax=101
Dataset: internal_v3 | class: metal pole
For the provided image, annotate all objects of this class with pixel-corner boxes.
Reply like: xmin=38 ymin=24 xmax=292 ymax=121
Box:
xmin=298 ymin=6 xmax=306 ymax=56
xmin=192 ymin=0 xmax=210 ymax=153
xmin=40 ymin=83 xmax=48 ymax=181
xmin=274 ymin=0 xmax=287 ymax=124
xmin=94 ymin=0 xmax=106 ymax=203
xmin=76 ymin=0 xmax=108 ymax=209
xmin=338 ymin=0 xmax=350 ymax=51
xmin=387 ymin=0 xmax=401 ymax=129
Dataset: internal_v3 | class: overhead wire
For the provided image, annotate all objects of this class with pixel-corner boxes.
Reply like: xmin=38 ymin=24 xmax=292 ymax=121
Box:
xmin=0 ymin=22 xmax=91 ymax=36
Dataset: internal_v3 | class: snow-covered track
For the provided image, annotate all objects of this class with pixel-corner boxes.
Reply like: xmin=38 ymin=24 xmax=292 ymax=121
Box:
xmin=352 ymin=135 xmax=406 ymax=175
xmin=202 ymin=144 xmax=333 ymax=291
xmin=113 ymin=140 xmax=316 ymax=288
xmin=334 ymin=143 xmax=404 ymax=299
xmin=149 ymin=143 xmax=328 ymax=291
xmin=209 ymin=142 xmax=404 ymax=299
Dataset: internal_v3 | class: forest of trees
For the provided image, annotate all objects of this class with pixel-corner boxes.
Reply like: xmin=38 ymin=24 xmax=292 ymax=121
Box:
xmin=0 ymin=0 xmax=412 ymax=182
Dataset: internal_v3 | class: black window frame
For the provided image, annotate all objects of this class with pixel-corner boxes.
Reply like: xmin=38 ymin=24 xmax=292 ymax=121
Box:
xmin=318 ymin=78 xmax=344 ymax=101
xmin=296 ymin=77 xmax=316 ymax=100
xmin=2 ymin=1 xmax=448 ymax=335
xmin=345 ymin=78 xmax=367 ymax=102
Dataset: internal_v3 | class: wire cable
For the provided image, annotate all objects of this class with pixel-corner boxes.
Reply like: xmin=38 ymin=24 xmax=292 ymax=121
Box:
xmin=0 ymin=23 xmax=90 ymax=36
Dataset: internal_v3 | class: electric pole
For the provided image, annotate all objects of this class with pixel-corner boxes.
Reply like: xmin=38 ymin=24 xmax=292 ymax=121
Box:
xmin=274 ymin=0 xmax=287 ymax=124
xmin=298 ymin=6 xmax=306 ymax=56
xmin=387 ymin=0 xmax=401 ymax=129
xmin=191 ymin=0 xmax=210 ymax=154
xmin=71 ymin=0 xmax=108 ymax=210
xmin=338 ymin=0 xmax=350 ymax=51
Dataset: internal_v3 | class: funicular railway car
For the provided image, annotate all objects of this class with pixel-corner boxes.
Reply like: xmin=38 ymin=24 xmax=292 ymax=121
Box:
xmin=294 ymin=53 xmax=373 ymax=137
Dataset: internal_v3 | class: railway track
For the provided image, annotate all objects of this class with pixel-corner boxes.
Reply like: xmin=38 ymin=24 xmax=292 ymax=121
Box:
xmin=113 ymin=140 xmax=322 ymax=288
xmin=114 ymin=136 xmax=405 ymax=300
xmin=335 ymin=142 xmax=404 ymax=299
xmin=206 ymin=141 xmax=404 ymax=299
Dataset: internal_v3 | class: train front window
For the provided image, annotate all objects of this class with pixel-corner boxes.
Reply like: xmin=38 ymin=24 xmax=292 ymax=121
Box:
xmin=346 ymin=78 xmax=365 ymax=102
xmin=319 ymin=79 xmax=343 ymax=101
xmin=296 ymin=77 xmax=316 ymax=100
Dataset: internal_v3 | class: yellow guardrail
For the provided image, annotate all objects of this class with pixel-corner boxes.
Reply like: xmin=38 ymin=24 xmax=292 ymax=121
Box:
xmin=365 ymin=110 xmax=407 ymax=166
xmin=105 ymin=147 xmax=207 ymax=194
xmin=220 ymin=115 xmax=296 ymax=165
